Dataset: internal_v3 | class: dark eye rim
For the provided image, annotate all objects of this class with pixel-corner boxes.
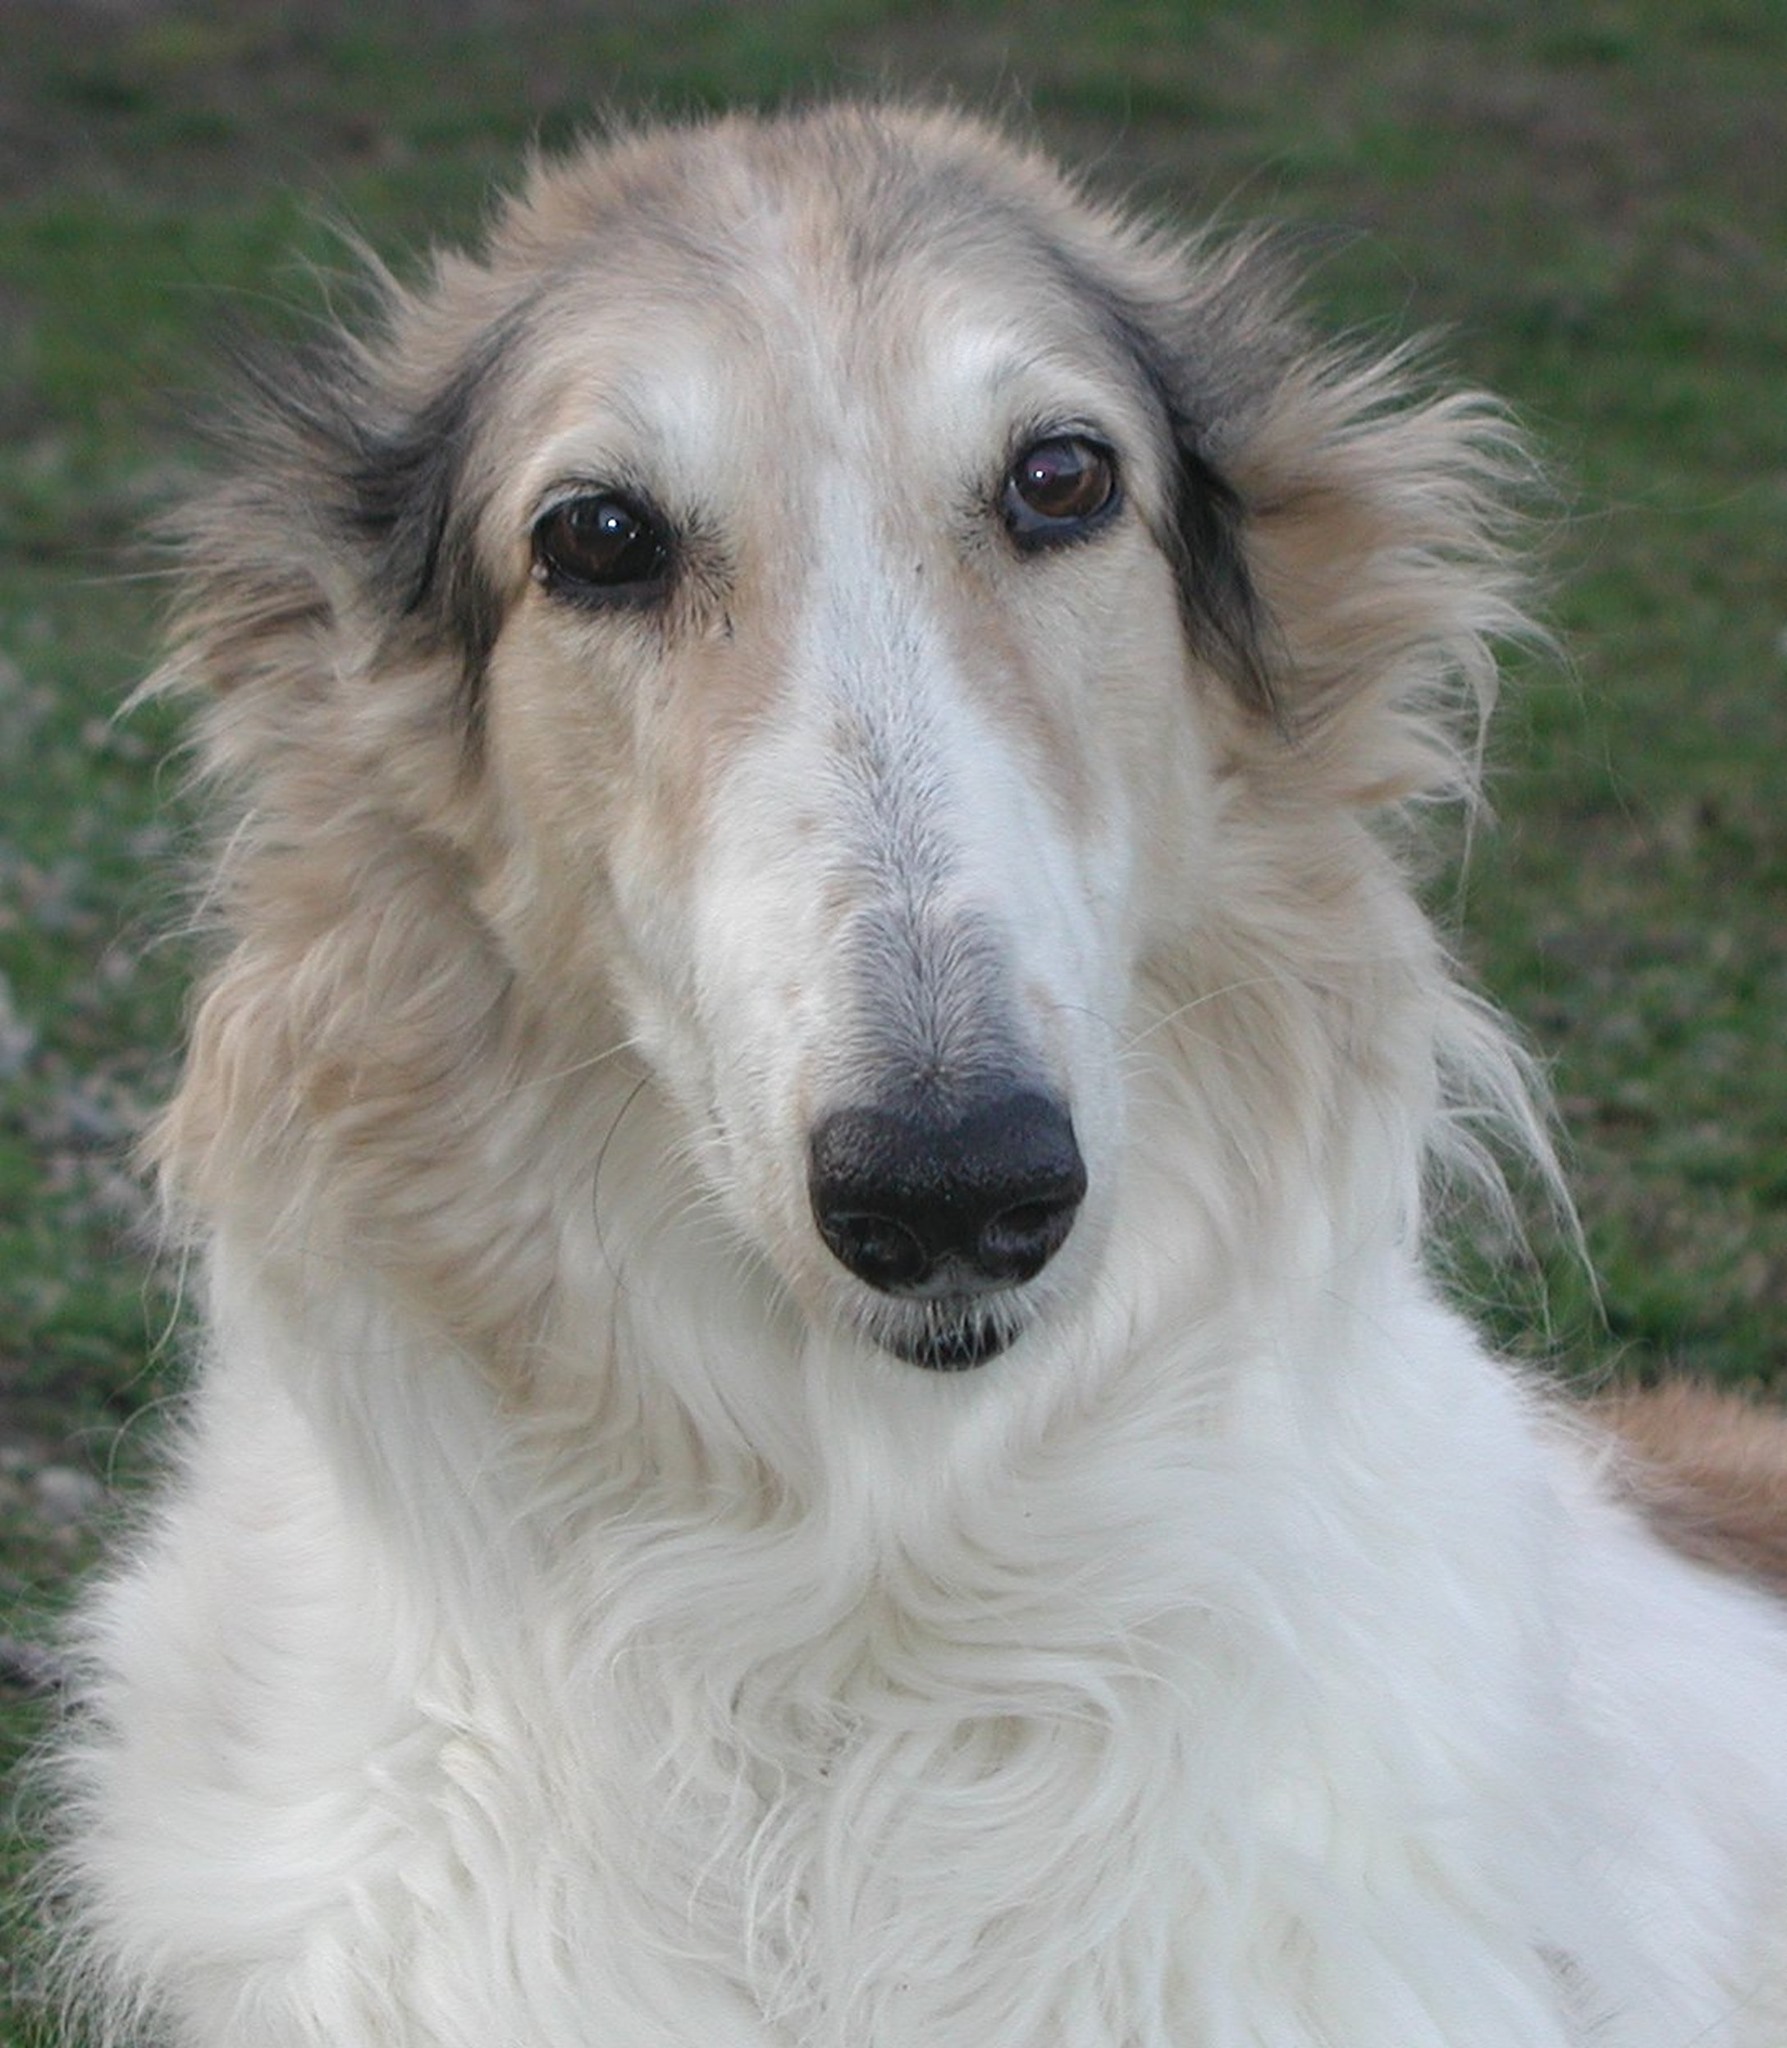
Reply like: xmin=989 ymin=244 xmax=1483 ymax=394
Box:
xmin=1000 ymin=432 xmax=1123 ymax=552
xmin=529 ymin=488 xmax=676 ymax=609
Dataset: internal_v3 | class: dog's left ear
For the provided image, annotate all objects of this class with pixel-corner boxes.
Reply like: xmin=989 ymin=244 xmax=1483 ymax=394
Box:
xmin=1153 ymin=400 xmax=1279 ymax=721
xmin=1089 ymin=234 xmax=1536 ymax=792
xmin=1069 ymin=261 xmax=1286 ymax=723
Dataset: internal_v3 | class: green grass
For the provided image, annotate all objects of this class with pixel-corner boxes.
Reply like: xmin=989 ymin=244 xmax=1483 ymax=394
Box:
xmin=3 ymin=0 xmax=1784 ymax=2032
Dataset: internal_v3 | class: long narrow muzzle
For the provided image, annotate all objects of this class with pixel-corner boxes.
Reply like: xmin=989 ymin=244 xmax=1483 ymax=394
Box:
xmin=808 ymin=1087 xmax=1086 ymax=1299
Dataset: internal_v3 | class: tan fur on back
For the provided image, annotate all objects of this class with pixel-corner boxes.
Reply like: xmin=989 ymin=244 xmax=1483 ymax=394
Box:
xmin=1600 ymin=1383 xmax=1787 ymax=1596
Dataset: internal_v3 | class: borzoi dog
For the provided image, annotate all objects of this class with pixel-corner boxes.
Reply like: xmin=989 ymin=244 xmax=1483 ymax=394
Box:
xmin=55 ymin=104 xmax=1787 ymax=2045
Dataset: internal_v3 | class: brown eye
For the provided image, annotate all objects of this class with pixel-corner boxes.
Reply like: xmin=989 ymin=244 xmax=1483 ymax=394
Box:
xmin=531 ymin=493 xmax=672 ymax=604
xmin=1002 ymin=436 xmax=1120 ymax=548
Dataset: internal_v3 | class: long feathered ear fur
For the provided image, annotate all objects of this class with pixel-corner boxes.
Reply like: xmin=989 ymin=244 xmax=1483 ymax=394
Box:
xmin=132 ymin=264 xmax=568 ymax=1353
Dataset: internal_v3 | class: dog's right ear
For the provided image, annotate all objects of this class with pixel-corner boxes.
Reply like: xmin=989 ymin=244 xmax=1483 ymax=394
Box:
xmin=224 ymin=304 xmax=515 ymax=731
xmin=164 ymin=280 xmax=523 ymax=760
xmin=328 ymin=307 xmax=527 ymax=744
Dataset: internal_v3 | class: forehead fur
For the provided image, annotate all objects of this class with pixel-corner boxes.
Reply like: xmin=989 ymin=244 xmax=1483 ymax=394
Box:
xmin=446 ymin=104 xmax=1246 ymax=444
xmin=500 ymin=105 xmax=1120 ymax=287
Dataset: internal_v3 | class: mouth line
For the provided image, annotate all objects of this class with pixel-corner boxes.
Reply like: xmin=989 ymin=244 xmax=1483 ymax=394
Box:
xmin=872 ymin=1301 xmax=1022 ymax=1372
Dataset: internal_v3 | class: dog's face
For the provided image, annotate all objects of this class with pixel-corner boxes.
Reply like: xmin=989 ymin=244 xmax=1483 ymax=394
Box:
xmin=431 ymin=118 xmax=1283 ymax=1371
xmin=480 ymin=221 xmax=1185 ymax=1366
xmin=177 ymin=108 xmax=1510 ymax=1383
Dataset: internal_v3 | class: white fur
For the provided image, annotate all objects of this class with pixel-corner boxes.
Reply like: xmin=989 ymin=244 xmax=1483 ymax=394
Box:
xmin=52 ymin=106 xmax=1787 ymax=2046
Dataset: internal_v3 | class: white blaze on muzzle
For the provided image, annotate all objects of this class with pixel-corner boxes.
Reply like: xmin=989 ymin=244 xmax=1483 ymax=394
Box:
xmin=683 ymin=470 xmax=1112 ymax=1363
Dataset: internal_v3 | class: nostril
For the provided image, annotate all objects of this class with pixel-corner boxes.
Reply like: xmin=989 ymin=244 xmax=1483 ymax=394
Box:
xmin=808 ymin=1087 xmax=1086 ymax=1298
xmin=977 ymin=1191 xmax=1080 ymax=1284
xmin=822 ymin=1211 xmax=930 ymax=1293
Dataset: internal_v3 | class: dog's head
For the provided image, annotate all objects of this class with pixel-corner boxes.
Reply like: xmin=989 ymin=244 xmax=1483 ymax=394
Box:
xmin=162 ymin=107 xmax=1535 ymax=1382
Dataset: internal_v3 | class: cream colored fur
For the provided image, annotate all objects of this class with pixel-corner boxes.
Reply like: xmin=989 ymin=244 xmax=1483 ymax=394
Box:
xmin=49 ymin=105 xmax=1787 ymax=2047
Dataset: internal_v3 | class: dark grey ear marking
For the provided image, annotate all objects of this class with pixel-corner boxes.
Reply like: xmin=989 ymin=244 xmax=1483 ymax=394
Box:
xmin=1051 ymin=264 xmax=1280 ymax=720
xmin=223 ymin=300 xmax=523 ymax=749
xmin=342 ymin=313 xmax=528 ymax=746
xmin=1118 ymin=345 xmax=1278 ymax=719
xmin=1157 ymin=415 xmax=1278 ymax=721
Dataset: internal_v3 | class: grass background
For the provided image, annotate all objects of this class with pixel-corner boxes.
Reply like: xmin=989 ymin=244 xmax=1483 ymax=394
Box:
xmin=1 ymin=0 xmax=1782 ymax=2030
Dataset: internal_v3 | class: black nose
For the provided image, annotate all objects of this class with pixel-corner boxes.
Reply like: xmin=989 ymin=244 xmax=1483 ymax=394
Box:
xmin=808 ymin=1088 xmax=1086 ymax=1298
